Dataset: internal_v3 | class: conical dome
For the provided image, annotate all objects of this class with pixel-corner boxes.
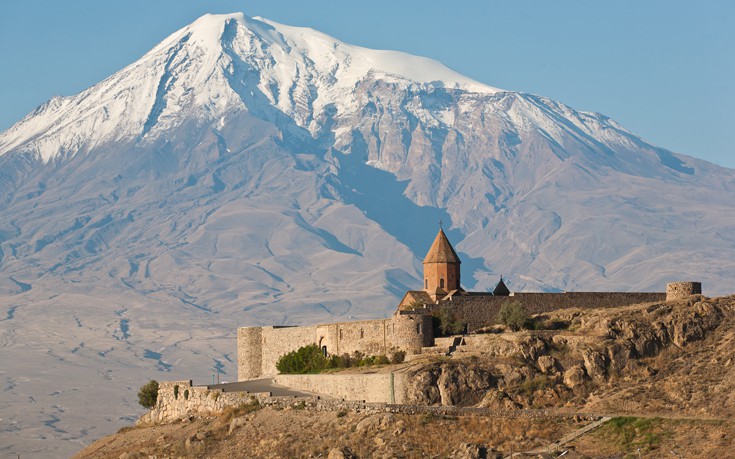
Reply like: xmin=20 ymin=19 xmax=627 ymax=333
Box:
xmin=493 ymin=277 xmax=510 ymax=296
xmin=423 ymin=229 xmax=461 ymax=264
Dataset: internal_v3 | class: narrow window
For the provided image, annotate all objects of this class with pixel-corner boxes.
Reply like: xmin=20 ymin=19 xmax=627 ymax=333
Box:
xmin=360 ymin=328 xmax=364 ymax=339
xmin=425 ymin=278 xmax=428 ymax=289
xmin=322 ymin=346 xmax=328 ymax=357
xmin=440 ymin=277 xmax=445 ymax=289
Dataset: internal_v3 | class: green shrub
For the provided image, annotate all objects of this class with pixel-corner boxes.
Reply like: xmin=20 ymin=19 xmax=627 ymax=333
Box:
xmin=183 ymin=389 xmax=189 ymax=400
xmin=497 ymin=301 xmax=528 ymax=331
xmin=137 ymin=380 xmax=159 ymax=409
xmin=276 ymin=344 xmax=328 ymax=374
xmin=277 ymin=345 xmax=398 ymax=374
xmin=434 ymin=307 xmax=466 ymax=336
xmin=173 ymin=384 xmax=179 ymax=400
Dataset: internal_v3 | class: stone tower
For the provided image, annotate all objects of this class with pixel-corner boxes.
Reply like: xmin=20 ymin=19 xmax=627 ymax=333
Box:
xmin=423 ymin=228 xmax=461 ymax=301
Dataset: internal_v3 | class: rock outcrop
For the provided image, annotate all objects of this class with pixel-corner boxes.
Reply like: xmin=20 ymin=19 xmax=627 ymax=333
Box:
xmin=404 ymin=296 xmax=732 ymax=413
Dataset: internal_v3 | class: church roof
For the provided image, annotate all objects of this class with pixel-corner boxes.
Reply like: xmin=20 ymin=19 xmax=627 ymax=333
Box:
xmin=493 ymin=277 xmax=510 ymax=296
xmin=423 ymin=228 xmax=461 ymax=264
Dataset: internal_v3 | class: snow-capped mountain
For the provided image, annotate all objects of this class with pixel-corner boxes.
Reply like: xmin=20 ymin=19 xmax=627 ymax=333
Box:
xmin=1 ymin=13 xmax=734 ymax=457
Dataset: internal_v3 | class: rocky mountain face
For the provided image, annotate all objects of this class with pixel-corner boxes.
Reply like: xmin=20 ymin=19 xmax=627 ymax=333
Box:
xmin=1 ymin=12 xmax=734 ymax=457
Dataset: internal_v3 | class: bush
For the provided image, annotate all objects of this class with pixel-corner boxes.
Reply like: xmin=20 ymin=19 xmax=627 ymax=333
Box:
xmin=497 ymin=301 xmax=528 ymax=331
xmin=434 ymin=307 xmax=466 ymax=336
xmin=277 ymin=346 xmax=399 ymax=374
xmin=276 ymin=344 xmax=327 ymax=374
xmin=137 ymin=380 xmax=159 ymax=409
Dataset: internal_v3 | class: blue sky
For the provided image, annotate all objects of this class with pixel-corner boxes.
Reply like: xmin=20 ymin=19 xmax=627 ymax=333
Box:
xmin=1 ymin=1 xmax=733 ymax=167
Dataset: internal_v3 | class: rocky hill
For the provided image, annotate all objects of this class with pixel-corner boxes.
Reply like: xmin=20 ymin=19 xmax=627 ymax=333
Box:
xmin=74 ymin=295 xmax=735 ymax=458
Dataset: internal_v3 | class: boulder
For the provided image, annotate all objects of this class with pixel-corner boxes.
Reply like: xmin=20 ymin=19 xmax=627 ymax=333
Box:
xmin=563 ymin=365 xmax=587 ymax=388
xmin=537 ymin=355 xmax=558 ymax=374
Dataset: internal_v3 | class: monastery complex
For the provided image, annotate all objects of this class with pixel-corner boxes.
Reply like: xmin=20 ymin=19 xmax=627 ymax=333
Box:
xmin=237 ymin=229 xmax=702 ymax=381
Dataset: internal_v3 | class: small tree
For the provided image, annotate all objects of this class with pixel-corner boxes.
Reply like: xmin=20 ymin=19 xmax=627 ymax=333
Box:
xmin=138 ymin=380 xmax=159 ymax=409
xmin=434 ymin=306 xmax=465 ymax=336
xmin=497 ymin=301 xmax=528 ymax=331
xmin=276 ymin=344 xmax=328 ymax=374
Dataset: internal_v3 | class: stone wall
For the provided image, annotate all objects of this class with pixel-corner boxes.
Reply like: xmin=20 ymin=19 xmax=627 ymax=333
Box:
xmin=260 ymin=326 xmax=317 ymax=376
xmin=666 ymin=282 xmax=702 ymax=301
xmin=316 ymin=319 xmax=390 ymax=357
xmin=425 ymin=292 xmax=667 ymax=332
xmin=238 ymin=317 xmax=412 ymax=381
xmin=143 ymin=380 xmax=270 ymax=424
xmin=274 ymin=373 xmax=407 ymax=404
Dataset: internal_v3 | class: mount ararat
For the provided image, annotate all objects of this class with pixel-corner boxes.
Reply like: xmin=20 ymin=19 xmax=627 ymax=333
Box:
xmin=0 ymin=13 xmax=733 ymax=457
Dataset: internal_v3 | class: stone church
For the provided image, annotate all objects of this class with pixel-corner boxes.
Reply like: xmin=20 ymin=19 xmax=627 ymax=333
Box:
xmin=237 ymin=228 xmax=700 ymax=381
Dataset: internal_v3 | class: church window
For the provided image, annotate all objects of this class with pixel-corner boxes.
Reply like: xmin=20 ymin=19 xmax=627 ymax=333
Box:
xmin=425 ymin=279 xmax=428 ymax=289
xmin=440 ymin=277 xmax=445 ymax=289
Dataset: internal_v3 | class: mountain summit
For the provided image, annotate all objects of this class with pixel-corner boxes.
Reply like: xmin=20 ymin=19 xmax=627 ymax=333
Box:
xmin=0 ymin=13 xmax=496 ymax=163
xmin=1 ymin=12 xmax=734 ymax=457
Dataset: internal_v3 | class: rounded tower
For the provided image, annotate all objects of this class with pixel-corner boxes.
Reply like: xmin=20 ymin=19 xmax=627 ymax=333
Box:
xmin=391 ymin=311 xmax=433 ymax=353
xmin=666 ymin=282 xmax=702 ymax=301
xmin=423 ymin=228 xmax=461 ymax=301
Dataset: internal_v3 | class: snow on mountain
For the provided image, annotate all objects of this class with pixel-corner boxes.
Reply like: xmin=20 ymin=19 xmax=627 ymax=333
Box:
xmin=0 ymin=13 xmax=496 ymax=163
xmin=1 ymin=12 xmax=734 ymax=457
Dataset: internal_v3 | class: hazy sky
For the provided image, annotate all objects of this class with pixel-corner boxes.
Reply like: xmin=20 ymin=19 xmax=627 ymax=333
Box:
xmin=1 ymin=1 xmax=733 ymax=167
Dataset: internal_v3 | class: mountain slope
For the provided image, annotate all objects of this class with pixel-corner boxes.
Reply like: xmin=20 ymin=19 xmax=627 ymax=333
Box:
xmin=0 ymin=12 xmax=734 ymax=458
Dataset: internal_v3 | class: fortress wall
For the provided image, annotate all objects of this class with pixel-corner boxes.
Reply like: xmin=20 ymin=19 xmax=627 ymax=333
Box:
xmin=317 ymin=319 xmax=390 ymax=357
xmin=147 ymin=381 xmax=266 ymax=423
xmin=237 ymin=327 xmax=262 ymax=381
xmin=431 ymin=292 xmax=666 ymax=332
xmin=243 ymin=319 xmax=398 ymax=381
xmin=260 ymin=326 xmax=318 ymax=377
xmin=274 ymin=372 xmax=407 ymax=404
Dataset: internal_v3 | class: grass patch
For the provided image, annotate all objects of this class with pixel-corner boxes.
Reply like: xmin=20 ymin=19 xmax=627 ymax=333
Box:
xmin=597 ymin=416 xmax=668 ymax=454
xmin=220 ymin=398 xmax=261 ymax=423
xmin=117 ymin=425 xmax=139 ymax=434
xmin=519 ymin=375 xmax=550 ymax=395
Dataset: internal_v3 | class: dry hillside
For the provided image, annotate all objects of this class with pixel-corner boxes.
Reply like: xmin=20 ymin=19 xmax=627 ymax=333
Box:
xmin=75 ymin=295 xmax=735 ymax=458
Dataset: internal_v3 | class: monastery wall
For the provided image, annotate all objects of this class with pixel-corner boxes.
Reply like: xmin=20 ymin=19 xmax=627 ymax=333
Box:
xmin=429 ymin=292 xmax=667 ymax=332
xmin=274 ymin=372 xmax=408 ymax=404
xmin=238 ymin=317 xmax=412 ymax=381
xmin=260 ymin=326 xmax=318 ymax=377
xmin=316 ymin=319 xmax=390 ymax=357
